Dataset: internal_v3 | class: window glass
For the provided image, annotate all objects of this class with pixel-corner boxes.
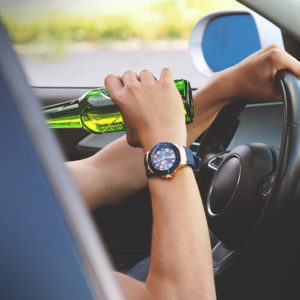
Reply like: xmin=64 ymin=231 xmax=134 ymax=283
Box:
xmin=0 ymin=0 xmax=242 ymax=87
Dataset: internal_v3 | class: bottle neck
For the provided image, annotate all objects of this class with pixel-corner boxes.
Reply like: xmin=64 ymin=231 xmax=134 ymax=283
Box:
xmin=42 ymin=99 xmax=82 ymax=129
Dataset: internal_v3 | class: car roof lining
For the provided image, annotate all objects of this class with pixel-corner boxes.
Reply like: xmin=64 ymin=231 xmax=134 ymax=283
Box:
xmin=238 ymin=0 xmax=300 ymax=43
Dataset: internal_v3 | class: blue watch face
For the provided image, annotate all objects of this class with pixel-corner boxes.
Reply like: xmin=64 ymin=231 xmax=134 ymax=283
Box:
xmin=151 ymin=145 xmax=176 ymax=171
xmin=148 ymin=143 xmax=182 ymax=177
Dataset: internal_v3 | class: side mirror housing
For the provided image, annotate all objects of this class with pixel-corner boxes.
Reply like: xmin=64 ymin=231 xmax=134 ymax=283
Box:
xmin=189 ymin=9 xmax=284 ymax=77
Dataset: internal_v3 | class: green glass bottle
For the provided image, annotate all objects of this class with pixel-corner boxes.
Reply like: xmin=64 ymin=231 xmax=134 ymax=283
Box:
xmin=42 ymin=79 xmax=194 ymax=134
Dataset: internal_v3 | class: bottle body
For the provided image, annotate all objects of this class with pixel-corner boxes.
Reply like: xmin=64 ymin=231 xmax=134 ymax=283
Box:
xmin=43 ymin=80 xmax=194 ymax=134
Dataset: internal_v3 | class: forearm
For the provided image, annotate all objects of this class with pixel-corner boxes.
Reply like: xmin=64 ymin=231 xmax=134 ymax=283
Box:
xmin=146 ymin=168 xmax=215 ymax=299
xmin=66 ymin=135 xmax=146 ymax=208
xmin=187 ymin=71 xmax=234 ymax=145
xmin=117 ymin=168 xmax=216 ymax=300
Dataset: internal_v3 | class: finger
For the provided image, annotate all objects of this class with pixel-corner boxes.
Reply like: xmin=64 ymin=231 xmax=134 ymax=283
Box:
xmin=139 ymin=69 xmax=156 ymax=83
xmin=159 ymin=67 xmax=173 ymax=83
xmin=245 ymin=45 xmax=283 ymax=66
xmin=122 ymin=70 xmax=139 ymax=86
xmin=260 ymin=44 xmax=283 ymax=55
xmin=280 ymin=51 xmax=300 ymax=78
xmin=262 ymin=47 xmax=300 ymax=80
xmin=104 ymin=74 xmax=123 ymax=100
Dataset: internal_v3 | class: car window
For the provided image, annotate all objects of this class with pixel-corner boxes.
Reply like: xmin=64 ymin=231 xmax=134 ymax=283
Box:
xmin=0 ymin=0 xmax=242 ymax=88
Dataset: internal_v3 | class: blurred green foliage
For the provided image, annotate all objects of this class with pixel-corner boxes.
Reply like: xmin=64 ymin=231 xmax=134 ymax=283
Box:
xmin=1 ymin=0 xmax=241 ymax=59
xmin=2 ymin=0 xmax=240 ymax=43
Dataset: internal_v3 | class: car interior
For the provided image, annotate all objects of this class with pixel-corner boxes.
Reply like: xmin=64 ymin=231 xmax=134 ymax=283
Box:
xmin=2 ymin=0 xmax=300 ymax=299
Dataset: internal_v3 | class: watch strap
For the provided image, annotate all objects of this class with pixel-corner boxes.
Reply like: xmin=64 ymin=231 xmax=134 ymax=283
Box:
xmin=184 ymin=146 xmax=201 ymax=173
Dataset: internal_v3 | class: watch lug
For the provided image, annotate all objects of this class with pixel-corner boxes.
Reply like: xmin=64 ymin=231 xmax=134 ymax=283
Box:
xmin=165 ymin=174 xmax=173 ymax=179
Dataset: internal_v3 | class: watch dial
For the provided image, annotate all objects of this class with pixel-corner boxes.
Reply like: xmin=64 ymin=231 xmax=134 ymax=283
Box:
xmin=151 ymin=145 xmax=176 ymax=171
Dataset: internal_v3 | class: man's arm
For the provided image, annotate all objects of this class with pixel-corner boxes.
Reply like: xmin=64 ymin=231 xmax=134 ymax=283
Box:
xmin=104 ymin=68 xmax=215 ymax=299
xmin=116 ymin=168 xmax=215 ymax=300
xmin=66 ymin=45 xmax=300 ymax=208
xmin=66 ymin=74 xmax=226 ymax=208
xmin=66 ymin=60 xmax=232 ymax=208
xmin=66 ymin=135 xmax=145 ymax=208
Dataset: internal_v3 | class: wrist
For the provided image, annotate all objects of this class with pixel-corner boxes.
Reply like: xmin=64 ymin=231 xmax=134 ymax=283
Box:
xmin=143 ymin=138 xmax=186 ymax=153
xmin=192 ymin=74 xmax=233 ymax=122
xmin=211 ymin=68 xmax=239 ymax=101
xmin=142 ymin=133 xmax=187 ymax=153
xmin=144 ymin=142 xmax=200 ymax=179
xmin=186 ymin=72 xmax=236 ymax=145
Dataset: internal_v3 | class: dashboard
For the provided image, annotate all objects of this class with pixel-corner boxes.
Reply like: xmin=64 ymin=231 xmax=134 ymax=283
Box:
xmin=76 ymin=102 xmax=284 ymax=154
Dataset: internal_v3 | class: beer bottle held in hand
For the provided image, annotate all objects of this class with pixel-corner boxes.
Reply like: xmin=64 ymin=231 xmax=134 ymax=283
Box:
xmin=42 ymin=79 xmax=194 ymax=134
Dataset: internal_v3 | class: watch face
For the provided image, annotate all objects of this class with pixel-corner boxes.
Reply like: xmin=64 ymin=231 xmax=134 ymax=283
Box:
xmin=149 ymin=142 xmax=180 ymax=176
xmin=151 ymin=145 xmax=176 ymax=170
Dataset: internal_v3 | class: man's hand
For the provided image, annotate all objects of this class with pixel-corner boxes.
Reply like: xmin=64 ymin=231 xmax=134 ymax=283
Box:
xmin=218 ymin=44 xmax=300 ymax=102
xmin=187 ymin=45 xmax=300 ymax=144
xmin=104 ymin=68 xmax=216 ymax=300
xmin=104 ymin=68 xmax=186 ymax=151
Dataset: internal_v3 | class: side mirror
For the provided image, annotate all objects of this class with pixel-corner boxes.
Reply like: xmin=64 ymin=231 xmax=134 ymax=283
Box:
xmin=189 ymin=9 xmax=284 ymax=77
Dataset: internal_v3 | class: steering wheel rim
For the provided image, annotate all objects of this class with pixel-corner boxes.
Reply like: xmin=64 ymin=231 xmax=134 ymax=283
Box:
xmin=196 ymin=71 xmax=300 ymax=299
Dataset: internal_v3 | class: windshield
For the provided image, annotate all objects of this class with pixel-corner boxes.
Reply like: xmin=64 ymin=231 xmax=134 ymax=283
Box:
xmin=0 ymin=0 xmax=242 ymax=88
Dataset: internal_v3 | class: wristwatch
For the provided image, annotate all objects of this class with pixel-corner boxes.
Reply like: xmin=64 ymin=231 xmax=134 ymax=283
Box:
xmin=144 ymin=142 xmax=201 ymax=179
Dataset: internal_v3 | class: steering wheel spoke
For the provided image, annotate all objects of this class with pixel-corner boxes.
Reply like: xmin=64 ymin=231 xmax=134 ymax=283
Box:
xmin=207 ymin=152 xmax=229 ymax=172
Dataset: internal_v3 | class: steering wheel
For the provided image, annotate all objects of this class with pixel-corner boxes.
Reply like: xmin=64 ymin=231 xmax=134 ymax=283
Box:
xmin=195 ymin=71 xmax=300 ymax=299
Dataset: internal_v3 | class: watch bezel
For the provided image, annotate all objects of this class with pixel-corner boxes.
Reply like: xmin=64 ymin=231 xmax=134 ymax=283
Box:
xmin=148 ymin=142 xmax=181 ymax=176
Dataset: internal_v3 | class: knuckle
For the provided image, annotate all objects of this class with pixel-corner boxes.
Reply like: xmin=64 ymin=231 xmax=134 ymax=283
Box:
xmin=268 ymin=48 xmax=283 ymax=63
xmin=160 ymin=68 xmax=173 ymax=84
xmin=266 ymin=44 xmax=282 ymax=51
xmin=123 ymin=70 xmax=133 ymax=77
xmin=126 ymin=81 xmax=140 ymax=92
xmin=140 ymin=69 xmax=150 ymax=75
xmin=162 ymin=67 xmax=171 ymax=73
xmin=104 ymin=74 xmax=114 ymax=85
